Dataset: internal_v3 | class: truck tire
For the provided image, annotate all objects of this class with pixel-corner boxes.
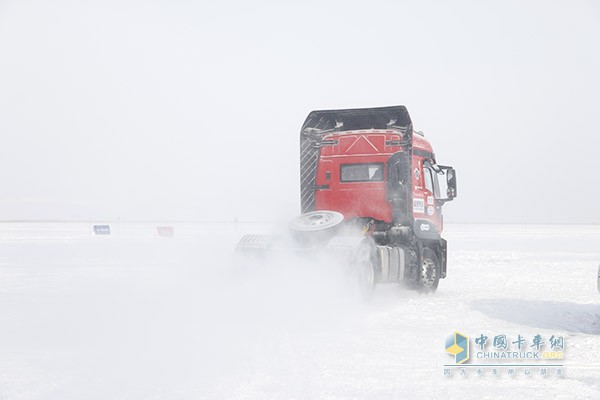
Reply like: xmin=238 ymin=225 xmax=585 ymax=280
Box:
xmin=417 ymin=247 xmax=440 ymax=293
xmin=289 ymin=210 xmax=344 ymax=245
xmin=357 ymin=260 xmax=376 ymax=299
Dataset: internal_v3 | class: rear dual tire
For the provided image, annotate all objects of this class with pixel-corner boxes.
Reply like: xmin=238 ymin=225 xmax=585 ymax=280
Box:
xmin=357 ymin=260 xmax=376 ymax=298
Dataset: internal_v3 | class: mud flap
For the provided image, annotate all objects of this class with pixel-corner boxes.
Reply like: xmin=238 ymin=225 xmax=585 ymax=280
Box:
xmin=440 ymin=238 xmax=447 ymax=279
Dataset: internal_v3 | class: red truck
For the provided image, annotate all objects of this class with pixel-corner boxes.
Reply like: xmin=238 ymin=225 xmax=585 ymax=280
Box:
xmin=238 ymin=106 xmax=457 ymax=294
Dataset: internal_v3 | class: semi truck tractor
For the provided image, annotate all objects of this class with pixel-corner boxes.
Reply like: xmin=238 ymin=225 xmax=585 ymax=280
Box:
xmin=237 ymin=105 xmax=457 ymax=294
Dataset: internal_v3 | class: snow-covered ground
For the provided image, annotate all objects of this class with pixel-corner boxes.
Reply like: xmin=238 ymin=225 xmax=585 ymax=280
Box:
xmin=0 ymin=222 xmax=598 ymax=399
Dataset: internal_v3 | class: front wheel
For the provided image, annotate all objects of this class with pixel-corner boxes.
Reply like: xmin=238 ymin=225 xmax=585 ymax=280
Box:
xmin=417 ymin=247 xmax=440 ymax=293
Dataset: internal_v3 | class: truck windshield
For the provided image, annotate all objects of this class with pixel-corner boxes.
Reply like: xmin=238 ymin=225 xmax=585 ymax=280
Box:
xmin=341 ymin=163 xmax=384 ymax=182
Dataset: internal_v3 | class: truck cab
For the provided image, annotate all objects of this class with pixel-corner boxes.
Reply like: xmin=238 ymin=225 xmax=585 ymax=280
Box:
xmin=312 ymin=129 xmax=454 ymax=233
xmin=300 ymin=106 xmax=457 ymax=292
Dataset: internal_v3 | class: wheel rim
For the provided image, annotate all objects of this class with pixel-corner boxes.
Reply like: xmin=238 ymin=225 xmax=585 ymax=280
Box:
xmin=289 ymin=211 xmax=344 ymax=232
xmin=420 ymin=257 xmax=437 ymax=288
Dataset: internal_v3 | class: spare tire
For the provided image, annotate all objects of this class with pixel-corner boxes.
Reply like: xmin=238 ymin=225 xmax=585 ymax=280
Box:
xmin=289 ymin=210 xmax=344 ymax=245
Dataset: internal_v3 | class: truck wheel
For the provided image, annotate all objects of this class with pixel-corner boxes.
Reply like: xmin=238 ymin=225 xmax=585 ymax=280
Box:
xmin=357 ymin=260 xmax=376 ymax=298
xmin=418 ymin=247 xmax=440 ymax=293
xmin=324 ymin=235 xmax=378 ymax=299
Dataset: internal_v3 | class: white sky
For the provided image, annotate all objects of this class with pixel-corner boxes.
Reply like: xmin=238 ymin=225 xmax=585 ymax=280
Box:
xmin=0 ymin=0 xmax=599 ymax=223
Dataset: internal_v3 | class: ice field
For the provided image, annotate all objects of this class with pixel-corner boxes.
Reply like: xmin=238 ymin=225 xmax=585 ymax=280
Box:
xmin=0 ymin=222 xmax=598 ymax=399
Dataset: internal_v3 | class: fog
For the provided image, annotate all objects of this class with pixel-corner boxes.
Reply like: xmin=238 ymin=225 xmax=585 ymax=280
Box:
xmin=1 ymin=0 xmax=599 ymax=223
xmin=1 ymin=222 xmax=599 ymax=399
xmin=0 ymin=222 xmax=379 ymax=398
xmin=1 ymin=3 xmax=599 ymax=398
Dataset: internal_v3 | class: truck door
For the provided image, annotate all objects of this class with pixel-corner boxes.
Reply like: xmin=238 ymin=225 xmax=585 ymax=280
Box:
xmin=422 ymin=164 xmax=442 ymax=229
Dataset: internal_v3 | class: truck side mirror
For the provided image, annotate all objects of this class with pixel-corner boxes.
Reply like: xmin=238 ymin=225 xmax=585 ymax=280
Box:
xmin=434 ymin=165 xmax=457 ymax=203
xmin=446 ymin=168 xmax=457 ymax=200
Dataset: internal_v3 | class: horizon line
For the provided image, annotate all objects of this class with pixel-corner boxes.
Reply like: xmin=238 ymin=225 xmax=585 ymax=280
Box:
xmin=0 ymin=219 xmax=598 ymax=226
